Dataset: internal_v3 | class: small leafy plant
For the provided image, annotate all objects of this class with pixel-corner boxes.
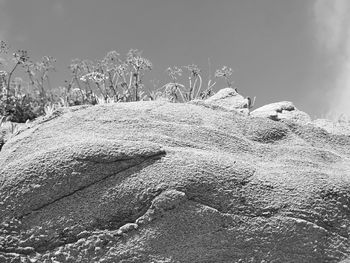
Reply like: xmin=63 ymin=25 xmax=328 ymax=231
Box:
xmin=183 ymin=64 xmax=202 ymax=101
xmin=0 ymin=41 xmax=56 ymax=122
xmin=161 ymin=63 xmax=236 ymax=102
xmin=215 ymin=66 xmax=235 ymax=90
xmin=183 ymin=63 xmax=217 ymax=101
xmin=126 ymin=49 xmax=152 ymax=101
xmin=66 ymin=49 xmax=152 ymax=105
xmin=162 ymin=66 xmax=186 ymax=102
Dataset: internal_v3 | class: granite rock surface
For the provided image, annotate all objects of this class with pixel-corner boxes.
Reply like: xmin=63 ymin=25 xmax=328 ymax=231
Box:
xmin=0 ymin=95 xmax=350 ymax=262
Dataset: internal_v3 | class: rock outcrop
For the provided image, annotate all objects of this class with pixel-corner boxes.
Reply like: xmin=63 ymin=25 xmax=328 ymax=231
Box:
xmin=0 ymin=94 xmax=350 ymax=262
xmin=251 ymin=101 xmax=312 ymax=124
xmin=191 ymin=87 xmax=251 ymax=114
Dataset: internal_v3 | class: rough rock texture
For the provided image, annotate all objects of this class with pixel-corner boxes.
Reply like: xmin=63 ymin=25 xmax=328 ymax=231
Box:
xmin=0 ymin=96 xmax=350 ymax=262
xmin=251 ymin=101 xmax=312 ymax=124
xmin=0 ymin=122 xmax=28 ymax=151
xmin=191 ymin=87 xmax=250 ymax=114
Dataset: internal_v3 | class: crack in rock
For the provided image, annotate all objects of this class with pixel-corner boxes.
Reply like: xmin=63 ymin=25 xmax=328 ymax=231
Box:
xmin=20 ymin=151 xmax=165 ymax=219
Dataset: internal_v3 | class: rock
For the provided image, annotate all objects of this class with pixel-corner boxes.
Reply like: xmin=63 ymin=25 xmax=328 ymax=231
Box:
xmin=0 ymin=122 xmax=29 ymax=152
xmin=251 ymin=101 xmax=312 ymax=123
xmin=190 ymin=87 xmax=250 ymax=114
xmin=0 ymin=100 xmax=350 ymax=262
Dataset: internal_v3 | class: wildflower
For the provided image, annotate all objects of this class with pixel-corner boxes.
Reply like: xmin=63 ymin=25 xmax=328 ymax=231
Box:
xmin=0 ymin=41 xmax=8 ymax=53
xmin=13 ymin=50 xmax=29 ymax=64
xmin=116 ymin=64 xmax=128 ymax=74
xmin=104 ymin=51 xmax=120 ymax=63
xmin=215 ymin=66 xmax=233 ymax=78
xmin=69 ymin=60 xmax=80 ymax=73
xmin=72 ymin=88 xmax=81 ymax=92
xmin=129 ymin=56 xmax=152 ymax=70
xmin=167 ymin=66 xmax=182 ymax=80
xmin=215 ymin=66 xmax=234 ymax=87
xmin=184 ymin=64 xmax=200 ymax=76
xmin=80 ymin=75 xmax=88 ymax=82
xmin=80 ymin=72 xmax=108 ymax=83
xmin=42 ymin=56 xmax=56 ymax=67
xmin=126 ymin=49 xmax=152 ymax=71
xmin=127 ymin=49 xmax=142 ymax=60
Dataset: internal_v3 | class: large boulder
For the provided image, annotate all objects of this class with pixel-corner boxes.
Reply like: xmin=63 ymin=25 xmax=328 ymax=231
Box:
xmin=0 ymin=98 xmax=350 ymax=262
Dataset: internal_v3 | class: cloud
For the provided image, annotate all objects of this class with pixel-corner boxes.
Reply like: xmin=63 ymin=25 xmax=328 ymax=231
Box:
xmin=313 ymin=0 xmax=350 ymax=118
xmin=313 ymin=0 xmax=348 ymax=52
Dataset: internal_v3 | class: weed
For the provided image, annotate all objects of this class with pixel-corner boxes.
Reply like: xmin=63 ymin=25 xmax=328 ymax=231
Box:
xmin=215 ymin=66 xmax=235 ymax=89
xmin=0 ymin=40 xmax=245 ymax=123
xmin=44 ymin=103 xmax=57 ymax=117
xmin=126 ymin=49 xmax=152 ymax=101
xmin=183 ymin=64 xmax=202 ymax=101
xmin=161 ymin=66 xmax=185 ymax=102
xmin=66 ymin=49 xmax=152 ymax=104
xmin=0 ymin=41 xmax=56 ymax=122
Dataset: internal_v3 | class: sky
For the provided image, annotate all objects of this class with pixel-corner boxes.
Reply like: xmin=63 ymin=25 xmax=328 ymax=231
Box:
xmin=0 ymin=0 xmax=348 ymax=119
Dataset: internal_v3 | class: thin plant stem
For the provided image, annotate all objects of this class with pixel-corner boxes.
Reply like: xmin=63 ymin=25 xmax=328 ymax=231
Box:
xmin=6 ymin=62 xmax=20 ymax=102
xmin=134 ymin=70 xmax=139 ymax=101
xmin=95 ymin=82 xmax=105 ymax=98
xmin=128 ymin=73 xmax=132 ymax=90
xmin=176 ymin=84 xmax=186 ymax=102
xmin=195 ymin=74 xmax=203 ymax=99
xmin=74 ymin=76 xmax=85 ymax=103
xmin=207 ymin=58 xmax=212 ymax=88
xmin=191 ymin=77 xmax=198 ymax=100
xmin=108 ymin=71 xmax=117 ymax=97
xmin=188 ymin=76 xmax=192 ymax=99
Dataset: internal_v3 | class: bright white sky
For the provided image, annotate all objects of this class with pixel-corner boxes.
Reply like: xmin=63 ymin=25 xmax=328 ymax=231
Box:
xmin=0 ymin=0 xmax=348 ymax=118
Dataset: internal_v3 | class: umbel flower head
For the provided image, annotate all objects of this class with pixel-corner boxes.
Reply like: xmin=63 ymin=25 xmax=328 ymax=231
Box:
xmin=13 ymin=50 xmax=29 ymax=64
xmin=167 ymin=66 xmax=182 ymax=80
xmin=215 ymin=66 xmax=233 ymax=78
xmin=126 ymin=49 xmax=152 ymax=71
xmin=0 ymin=41 xmax=8 ymax=53
xmin=215 ymin=66 xmax=234 ymax=87
xmin=80 ymin=72 xmax=108 ymax=83
xmin=116 ymin=64 xmax=128 ymax=75
xmin=104 ymin=51 xmax=120 ymax=63
xmin=184 ymin=64 xmax=200 ymax=76
xmin=129 ymin=56 xmax=152 ymax=71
